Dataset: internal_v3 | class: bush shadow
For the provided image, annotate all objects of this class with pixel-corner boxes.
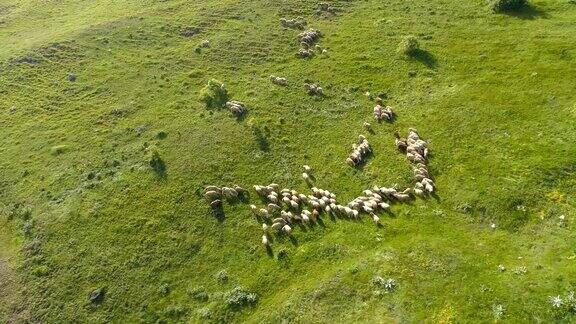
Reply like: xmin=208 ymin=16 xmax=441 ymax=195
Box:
xmin=503 ymin=4 xmax=548 ymax=20
xmin=410 ymin=49 xmax=438 ymax=69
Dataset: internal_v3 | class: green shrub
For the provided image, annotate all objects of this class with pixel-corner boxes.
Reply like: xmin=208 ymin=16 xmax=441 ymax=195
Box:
xmin=216 ymin=269 xmax=229 ymax=283
xmin=188 ymin=286 xmax=209 ymax=302
xmin=489 ymin=0 xmax=527 ymax=12
xmin=397 ymin=35 xmax=419 ymax=56
xmin=199 ymin=79 xmax=228 ymax=109
xmin=224 ymin=287 xmax=258 ymax=309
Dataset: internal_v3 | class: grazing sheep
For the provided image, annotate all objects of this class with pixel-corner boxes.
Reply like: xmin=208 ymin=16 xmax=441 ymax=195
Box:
xmin=262 ymin=234 xmax=269 ymax=246
xmin=270 ymin=75 xmax=288 ymax=86
xmin=210 ymin=199 xmax=222 ymax=209
xmin=393 ymin=132 xmax=408 ymax=152
xmin=204 ymin=185 xmax=221 ymax=193
xmin=222 ymin=187 xmax=238 ymax=200
xmin=199 ymin=39 xmax=210 ymax=48
xmin=312 ymin=209 xmax=320 ymax=220
xmin=204 ymin=190 xmax=220 ymax=202
xmin=290 ymin=200 xmax=300 ymax=210
xmin=302 ymin=172 xmax=311 ymax=182
xmin=371 ymin=213 xmax=380 ymax=224
xmin=225 ymin=101 xmax=247 ymax=117
xmin=346 ymin=135 xmax=371 ymax=167
xmin=379 ymin=202 xmax=390 ymax=210
xmin=271 ymin=222 xmax=283 ymax=232
xmin=280 ymin=17 xmax=306 ymax=30
xmin=282 ymin=224 xmax=293 ymax=235
xmin=414 ymin=188 xmax=425 ymax=197
xmin=392 ymin=192 xmax=412 ymax=202
xmin=298 ymin=48 xmax=315 ymax=58
xmin=259 ymin=209 xmax=270 ymax=218
xmin=304 ymin=83 xmax=323 ymax=95
xmin=253 ymin=185 xmax=265 ymax=195
xmin=363 ymin=205 xmax=374 ymax=213
xmin=250 ymin=204 xmax=258 ymax=215
xmin=233 ymin=185 xmax=245 ymax=195
xmin=315 ymin=2 xmax=336 ymax=15
xmin=363 ymin=122 xmax=372 ymax=131
xmin=373 ymin=104 xmax=383 ymax=121
xmin=267 ymin=194 xmax=278 ymax=203
xmin=382 ymin=106 xmax=395 ymax=121
xmin=303 ymin=165 xmax=312 ymax=173
xmin=298 ymin=29 xmax=322 ymax=45
xmin=267 ymin=203 xmax=281 ymax=212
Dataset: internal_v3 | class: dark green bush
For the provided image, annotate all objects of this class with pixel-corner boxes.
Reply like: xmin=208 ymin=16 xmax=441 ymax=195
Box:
xmin=490 ymin=0 xmax=527 ymax=12
xmin=199 ymin=79 xmax=228 ymax=109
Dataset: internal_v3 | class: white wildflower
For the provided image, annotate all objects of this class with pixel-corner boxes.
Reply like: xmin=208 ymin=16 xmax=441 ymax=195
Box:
xmin=549 ymin=295 xmax=563 ymax=308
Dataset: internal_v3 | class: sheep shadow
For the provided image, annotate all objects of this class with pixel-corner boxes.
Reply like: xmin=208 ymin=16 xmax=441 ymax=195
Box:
xmin=352 ymin=151 xmax=375 ymax=171
xmin=234 ymin=110 xmax=248 ymax=122
xmin=211 ymin=205 xmax=225 ymax=223
xmin=265 ymin=245 xmax=274 ymax=257
xmin=503 ymin=4 xmax=548 ymax=20
xmin=410 ymin=49 xmax=438 ymax=69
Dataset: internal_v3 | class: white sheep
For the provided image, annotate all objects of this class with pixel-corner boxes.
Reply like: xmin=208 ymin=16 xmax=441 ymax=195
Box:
xmin=290 ymin=200 xmax=299 ymax=210
xmin=282 ymin=224 xmax=292 ymax=235
xmin=259 ymin=209 xmax=270 ymax=218
xmin=204 ymin=190 xmax=220 ymax=202
xmin=262 ymin=235 xmax=269 ymax=246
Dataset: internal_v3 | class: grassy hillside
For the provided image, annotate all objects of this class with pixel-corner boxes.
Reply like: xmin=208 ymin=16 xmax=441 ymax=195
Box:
xmin=1 ymin=0 xmax=575 ymax=322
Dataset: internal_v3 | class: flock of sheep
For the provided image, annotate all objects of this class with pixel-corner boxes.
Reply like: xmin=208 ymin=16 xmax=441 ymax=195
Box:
xmin=202 ymin=117 xmax=434 ymax=249
xmin=280 ymin=17 xmax=307 ymax=30
xmin=346 ymin=135 xmax=371 ymax=167
xmin=203 ymin=185 xmax=246 ymax=208
xmin=395 ymin=129 xmax=435 ymax=196
xmin=373 ymin=97 xmax=395 ymax=122
xmin=296 ymin=28 xmax=326 ymax=58
xmin=199 ymin=12 xmax=436 ymax=249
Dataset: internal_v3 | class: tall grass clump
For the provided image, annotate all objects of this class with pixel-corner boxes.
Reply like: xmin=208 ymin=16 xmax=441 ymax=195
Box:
xmin=199 ymin=79 xmax=228 ymax=109
xmin=490 ymin=0 xmax=527 ymax=12
xmin=397 ymin=35 xmax=419 ymax=56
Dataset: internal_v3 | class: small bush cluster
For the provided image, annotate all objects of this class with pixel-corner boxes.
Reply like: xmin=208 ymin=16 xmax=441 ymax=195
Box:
xmin=489 ymin=0 xmax=527 ymax=12
xmin=216 ymin=270 xmax=229 ymax=283
xmin=188 ymin=286 xmax=209 ymax=302
xmin=199 ymin=79 xmax=229 ymax=109
xmin=372 ymin=276 xmax=397 ymax=293
xmin=549 ymin=291 xmax=576 ymax=314
xmin=224 ymin=287 xmax=258 ymax=309
xmin=397 ymin=35 xmax=419 ymax=56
